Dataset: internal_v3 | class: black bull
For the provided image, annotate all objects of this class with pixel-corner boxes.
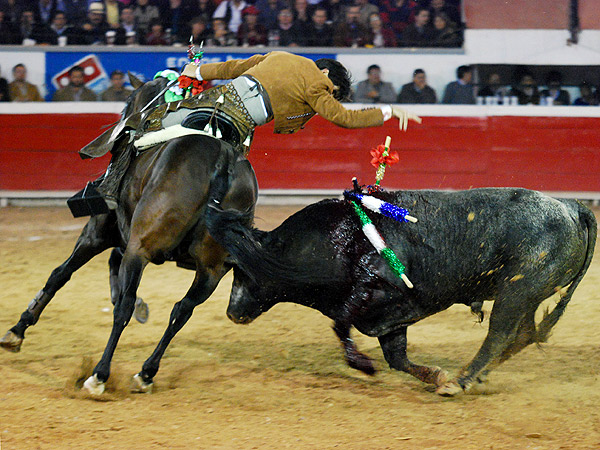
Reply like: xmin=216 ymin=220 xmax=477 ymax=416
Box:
xmin=206 ymin=188 xmax=596 ymax=395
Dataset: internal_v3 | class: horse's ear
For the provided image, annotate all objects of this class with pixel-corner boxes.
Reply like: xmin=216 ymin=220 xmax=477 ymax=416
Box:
xmin=128 ymin=71 xmax=144 ymax=89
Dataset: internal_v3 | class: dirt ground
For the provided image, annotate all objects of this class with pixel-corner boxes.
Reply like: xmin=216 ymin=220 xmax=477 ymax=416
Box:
xmin=0 ymin=205 xmax=599 ymax=450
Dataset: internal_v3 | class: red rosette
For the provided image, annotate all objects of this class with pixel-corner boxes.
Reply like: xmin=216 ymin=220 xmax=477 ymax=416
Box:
xmin=178 ymin=75 xmax=193 ymax=89
xmin=370 ymin=144 xmax=399 ymax=168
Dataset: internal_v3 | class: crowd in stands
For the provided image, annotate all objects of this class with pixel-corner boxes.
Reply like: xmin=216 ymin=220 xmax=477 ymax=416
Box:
xmin=0 ymin=0 xmax=464 ymax=48
xmin=1 ymin=60 xmax=599 ymax=106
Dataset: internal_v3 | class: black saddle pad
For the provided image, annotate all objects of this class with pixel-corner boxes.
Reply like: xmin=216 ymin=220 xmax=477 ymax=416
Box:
xmin=181 ymin=110 xmax=242 ymax=147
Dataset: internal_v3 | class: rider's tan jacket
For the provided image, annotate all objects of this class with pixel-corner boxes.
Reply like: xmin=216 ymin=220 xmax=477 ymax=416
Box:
xmin=200 ymin=51 xmax=385 ymax=134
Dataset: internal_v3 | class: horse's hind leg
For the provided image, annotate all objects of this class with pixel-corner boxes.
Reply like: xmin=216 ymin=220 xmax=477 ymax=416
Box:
xmin=84 ymin=247 xmax=148 ymax=395
xmin=133 ymin=236 xmax=229 ymax=393
xmin=378 ymin=326 xmax=448 ymax=386
xmin=108 ymin=247 xmax=149 ymax=324
xmin=1 ymin=215 xmax=115 ymax=352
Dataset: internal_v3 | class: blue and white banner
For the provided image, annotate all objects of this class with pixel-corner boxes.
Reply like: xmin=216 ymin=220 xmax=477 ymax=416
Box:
xmin=44 ymin=50 xmax=336 ymax=100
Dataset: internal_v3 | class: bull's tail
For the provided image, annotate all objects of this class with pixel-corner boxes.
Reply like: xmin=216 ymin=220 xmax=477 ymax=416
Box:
xmin=536 ymin=202 xmax=597 ymax=342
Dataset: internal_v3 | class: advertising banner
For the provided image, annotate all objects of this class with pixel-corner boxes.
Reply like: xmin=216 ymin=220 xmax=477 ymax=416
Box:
xmin=44 ymin=50 xmax=335 ymax=100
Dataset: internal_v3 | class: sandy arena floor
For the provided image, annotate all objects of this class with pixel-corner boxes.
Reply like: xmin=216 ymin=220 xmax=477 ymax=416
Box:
xmin=0 ymin=205 xmax=599 ymax=450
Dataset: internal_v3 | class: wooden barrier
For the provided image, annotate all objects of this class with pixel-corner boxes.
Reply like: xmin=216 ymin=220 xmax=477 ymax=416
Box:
xmin=2 ymin=104 xmax=600 ymax=196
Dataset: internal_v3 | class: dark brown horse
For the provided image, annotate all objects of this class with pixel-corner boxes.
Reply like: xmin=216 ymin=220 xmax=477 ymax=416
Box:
xmin=1 ymin=75 xmax=258 ymax=395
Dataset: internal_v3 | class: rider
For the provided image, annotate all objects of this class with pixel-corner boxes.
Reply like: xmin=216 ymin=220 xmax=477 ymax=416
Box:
xmin=80 ymin=51 xmax=421 ymax=208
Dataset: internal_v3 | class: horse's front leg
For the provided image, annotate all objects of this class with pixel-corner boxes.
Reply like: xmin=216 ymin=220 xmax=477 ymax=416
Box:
xmin=1 ymin=214 xmax=116 ymax=352
xmin=133 ymin=238 xmax=229 ymax=393
xmin=83 ymin=248 xmax=148 ymax=395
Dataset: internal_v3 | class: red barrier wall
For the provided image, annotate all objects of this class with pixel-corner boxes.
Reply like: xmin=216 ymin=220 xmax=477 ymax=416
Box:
xmin=2 ymin=111 xmax=600 ymax=193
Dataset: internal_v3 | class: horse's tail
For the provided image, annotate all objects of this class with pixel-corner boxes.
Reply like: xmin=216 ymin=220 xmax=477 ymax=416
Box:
xmin=536 ymin=201 xmax=597 ymax=342
xmin=205 ymin=150 xmax=300 ymax=284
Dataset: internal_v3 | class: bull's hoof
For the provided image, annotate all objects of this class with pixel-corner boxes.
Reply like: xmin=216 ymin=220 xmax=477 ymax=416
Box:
xmin=134 ymin=297 xmax=149 ymax=324
xmin=435 ymin=380 xmax=463 ymax=397
xmin=0 ymin=330 xmax=23 ymax=353
xmin=347 ymin=351 xmax=376 ymax=375
xmin=83 ymin=374 xmax=105 ymax=396
xmin=131 ymin=373 xmax=153 ymax=394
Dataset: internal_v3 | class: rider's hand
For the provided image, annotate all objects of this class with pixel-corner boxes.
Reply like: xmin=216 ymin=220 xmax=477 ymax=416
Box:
xmin=182 ymin=63 xmax=202 ymax=80
xmin=391 ymin=105 xmax=422 ymax=131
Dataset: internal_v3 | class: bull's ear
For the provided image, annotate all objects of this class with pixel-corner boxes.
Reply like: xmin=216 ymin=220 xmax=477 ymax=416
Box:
xmin=128 ymin=71 xmax=144 ymax=89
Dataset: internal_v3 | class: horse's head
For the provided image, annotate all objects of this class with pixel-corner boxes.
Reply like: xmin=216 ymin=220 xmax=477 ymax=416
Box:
xmin=120 ymin=72 xmax=170 ymax=119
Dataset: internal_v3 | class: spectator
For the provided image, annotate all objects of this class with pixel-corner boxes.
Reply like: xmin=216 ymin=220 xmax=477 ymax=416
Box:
xmin=8 ymin=64 xmax=43 ymax=102
xmin=367 ymin=12 xmax=396 ymax=47
xmin=71 ymin=2 xmax=110 ymax=45
xmin=355 ymin=0 xmax=379 ymax=28
xmin=101 ymin=70 xmax=132 ymax=101
xmin=540 ymin=70 xmax=570 ymax=105
xmin=162 ymin=0 xmax=191 ymax=39
xmin=49 ymin=10 xmax=73 ymax=45
xmin=207 ymin=17 xmax=236 ymax=46
xmin=191 ymin=0 xmax=216 ymax=25
xmin=0 ymin=0 xmax=25 ymax=25
xmin=0 ymin=65 xmax=9 ymax=102
xmin=133 ymin=0 xmax=160 ymax=38
xmin=115 ymin=7 xmax=138 ymax=44
xmin=0 ymin=10 xmax=20 ymax=44
xmin=292 ymin=0 xmax=311 ymax=35
xmin=508 ymin=73 xmax=540 ymax=105
xmin=429 ymin=0 xmax=460 ymax=28
xmin=18 ymin=9 xmax=55 ymax=45
xmin=573 ymin=82 xmax=598 ymax=106
xmin=181 ymin=15 xmax=210 ymax=45
xmin=237 ymin=6 xmax=267 ymax=46
xmin=33 ymin=0 xmax=57 ymax=25
xmin=442 ymin=64 xmax=475 ymax=104
xmin=272 ymin=8 xmax=305 ymax=46
xmin=400 ymin=6 xmax=434 ymax=47
xmin=145 ymin=17 xmax=168 ymax=45
xmin=305 ymin=6 xmax=333 ymax=47
xmin=397 ymin=68 xmax=437 ymax=103
xmin=321 ymin=0 xmax=348 ymax=25
xmin=478 ymin=72 xmax=508 ymax=103
xmin=104 ymin=0 xmax=123 ymax=29
xmin=256 ymin=0 xmax=283 ymax=31
xmin=333 ymin=4 xmax=369 ymax=47
xmin=380 ymin=0 xmax=416 ymax=38
xmin=62 ymin=0 xmax=88 ymax=26
xmin=353 ymin=64 xmax=396 ymax=104
xmin=212 ymin=0 xmax=248 ymax=34
xmin=52 ymin=65 xmax=97 ymax=101
xmin=431 ymin=12 xmax=461 ymax=47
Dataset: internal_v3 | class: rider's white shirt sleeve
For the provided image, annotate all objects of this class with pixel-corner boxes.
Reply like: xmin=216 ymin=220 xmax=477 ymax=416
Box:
xmin=380 ymin=105 xmax=392 ymax=121
xmin=195 ymin=65 xmax=203 ymax=81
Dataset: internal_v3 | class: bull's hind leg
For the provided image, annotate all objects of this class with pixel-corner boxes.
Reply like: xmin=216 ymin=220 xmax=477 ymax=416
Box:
xmin=378 ymin=327 xmax=448 ymax=387
xmin=436 ymin=296 xmax=530 ymax=396
xmin=1 ymin=214 xmax=116 ymax=353
xmin=132 ymin=235 xmax=229 ymax=393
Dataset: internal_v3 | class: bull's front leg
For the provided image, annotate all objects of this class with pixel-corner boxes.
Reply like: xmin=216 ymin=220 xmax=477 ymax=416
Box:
xmin=378 ymin=326 xmax=448 ymax=387
xmin=332 ymin=286 xmax=376 ymax=375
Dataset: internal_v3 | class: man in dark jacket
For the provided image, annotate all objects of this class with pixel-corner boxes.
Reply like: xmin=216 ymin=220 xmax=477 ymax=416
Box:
xmin=397 ymin=68 xmax=437 ymax=103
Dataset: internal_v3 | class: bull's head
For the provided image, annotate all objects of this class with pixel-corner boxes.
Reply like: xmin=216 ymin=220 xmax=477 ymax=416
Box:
xmin=226 ymin=264 xmax=275 ymax=324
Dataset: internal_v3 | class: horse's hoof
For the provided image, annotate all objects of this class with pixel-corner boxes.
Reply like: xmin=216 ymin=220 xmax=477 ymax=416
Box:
xmin=134 ymin=298 xmax=149 ymax=324
xmin=83 ymin=374 xmax=105 ymax=396
xmin=436 ymin=380 xmax=463 ymax=397
xmin=432 ymin=367 xmax=449 ymax=387
xmin=131 ymin=373 xmax=153 ymax=394
xmin=0 ymin=330 xmax=23 ymax=353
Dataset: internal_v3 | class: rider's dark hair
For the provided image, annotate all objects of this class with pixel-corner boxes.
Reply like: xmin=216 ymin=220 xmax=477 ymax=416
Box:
xmin=315 ymin=58 xmax=352 ymax=102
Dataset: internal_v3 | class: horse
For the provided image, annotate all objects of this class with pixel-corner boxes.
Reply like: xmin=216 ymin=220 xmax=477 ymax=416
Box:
xmin=1 ymin=74 xmax=258 ymax=395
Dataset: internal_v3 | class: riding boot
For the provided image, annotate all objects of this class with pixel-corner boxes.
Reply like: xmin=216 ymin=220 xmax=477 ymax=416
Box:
xmin=96 ymin=142 xmax=134 ymax=209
